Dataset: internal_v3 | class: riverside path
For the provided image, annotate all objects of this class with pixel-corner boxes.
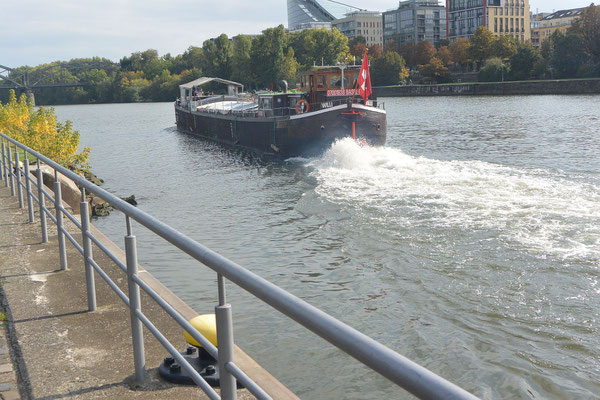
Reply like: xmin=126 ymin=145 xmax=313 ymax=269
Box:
xmin=0 ymin=184 xmax=257 ymax=399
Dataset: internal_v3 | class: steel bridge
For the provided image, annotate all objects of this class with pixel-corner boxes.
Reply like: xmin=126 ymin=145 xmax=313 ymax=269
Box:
xmin=0 ymin=61 xmax=118 ymax=105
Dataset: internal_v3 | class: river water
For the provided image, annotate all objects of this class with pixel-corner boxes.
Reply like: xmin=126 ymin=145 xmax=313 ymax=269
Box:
xmin=54 ymin=96 xmax=600 ymax=400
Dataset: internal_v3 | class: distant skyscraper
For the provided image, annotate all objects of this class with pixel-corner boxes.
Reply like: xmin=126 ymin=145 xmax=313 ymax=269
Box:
xmin=287 ymin=0 xmax=352 ymax=30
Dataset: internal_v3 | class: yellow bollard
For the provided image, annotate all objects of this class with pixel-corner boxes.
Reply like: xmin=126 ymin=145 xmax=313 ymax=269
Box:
xmin=184 ymin=314 xmax=218 ymax=347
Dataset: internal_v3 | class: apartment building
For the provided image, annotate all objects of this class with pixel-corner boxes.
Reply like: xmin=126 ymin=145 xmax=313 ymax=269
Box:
xmin=531 ymin=8 xmax=584 ymax=49
xmin=447 ymin=0 xmax=531 ymax=43
xmin=332 ymin=11 xmax=384 ymax=47
xmin=383 ymin=0 xmax=447 ymax=46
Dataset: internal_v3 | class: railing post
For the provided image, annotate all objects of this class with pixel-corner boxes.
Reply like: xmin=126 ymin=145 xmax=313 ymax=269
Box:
xmin=215 ymin=274 xmax=237 ymax=400
xmin=0 ymin=137 xmax=5 ymax=184
xmin=54 ymin=170 xmax=67 ymax=270
xmin=36 ymin=159 xmax=48 ymax=243
xmin=7 ymin=144 xmax=14 ymax=196
xmin=24 ymin=151 xmax=35 ymax=223
xmin=125 ymin=216 xmax=146 ymax=383
xmin=14 ymin=143 xmax=24 ymax=208
xmin=80 ymin=187 xmax=96 ymax=311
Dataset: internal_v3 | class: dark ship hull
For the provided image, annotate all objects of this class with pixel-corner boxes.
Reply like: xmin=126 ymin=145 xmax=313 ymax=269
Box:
xmin=175 ymin=103 xmax=386 ymax=159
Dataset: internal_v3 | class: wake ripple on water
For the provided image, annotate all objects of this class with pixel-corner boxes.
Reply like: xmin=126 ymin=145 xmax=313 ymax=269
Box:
xmin=308 ymin=138 xmax=600 ymax=262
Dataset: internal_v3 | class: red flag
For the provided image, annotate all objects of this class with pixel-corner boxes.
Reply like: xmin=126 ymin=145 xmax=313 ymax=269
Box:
xmin=357 ymin=52 xmax=372 ymax=104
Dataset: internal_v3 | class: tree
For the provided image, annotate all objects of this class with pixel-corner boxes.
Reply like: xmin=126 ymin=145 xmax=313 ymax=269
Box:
xmin=282 ymin=48 xmax=299 ymax=85
xmin=551 ymin=31 xmax=589 ymax=78
xmin=570 ymin=4 xmax=600 ymax=62
xmin=509 ymin=44 xmax=541 ymax=80
xmin=491 ymin=36 xmax=517 ymax=60
xmin=119 ymin=49 xmax=172 ymax=80
xmin=398 ymin=42 xmax=418 ymax=67
xmin=384 ymin=39 xmax=398 ymax=54
xmin=143 ymin=56 xmax=173 ymax=80
xmin=540 ymin=37 xmax=554 ymax=61
xmin=309 ymin=28 xmax=349 ymax=66
xmin=288 ymin=28 xmax=348 ymax=69
xmin=368 ymin=44 xmax=383 ymax=59
xmin=370 ymin=51 xmax=407 ymax=86
xmin=231 ymin=35 xmax=253 ymax=85
xmin=114 ymin=71 xmax=150 ymax=102
xmin=0 ymin=90 xmax=90 ymax=172
xmin=419 ymin=57 xmax=451 ymax=83
xmin=80 ymin=69 xmax=112 ymax=103
xmin=414 ymin=41 xmax=437 ymax=66
xmin=449 ymin=38 xmax=471 ymax=69
xmin=172 ymin=46 xmax=204 ymax=74
xmin=351 ymin=42 xmax=367 ymax=58
xmin=479 ymin=57 xmax=506 ymax=82
xmin=467 ymin=26 xmax=495 ymax=67
xmin=348 ymin=35 xmax=366 ymax=49
xmin=202 ymin=34 xmax=234 ymax=79
xmin=250 ymin=25 xmax=287 ymax=88
xmin=437 ymin=46 xmax=453 ymax=66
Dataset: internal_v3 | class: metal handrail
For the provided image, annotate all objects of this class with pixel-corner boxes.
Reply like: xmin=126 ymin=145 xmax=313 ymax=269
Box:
xmin=0 ymin=132 xmax=479 ymax=400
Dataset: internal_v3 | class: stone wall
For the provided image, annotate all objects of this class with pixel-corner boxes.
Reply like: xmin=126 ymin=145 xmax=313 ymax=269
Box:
xmin=374 ymin=79 xmax=600 ymax=97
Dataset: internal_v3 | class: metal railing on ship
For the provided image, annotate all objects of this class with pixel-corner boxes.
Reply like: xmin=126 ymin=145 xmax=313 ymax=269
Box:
xmin=0 ymin=131 xmax=479 ymax=400
xmin=179 ymin=95 xmax=385 ymax=118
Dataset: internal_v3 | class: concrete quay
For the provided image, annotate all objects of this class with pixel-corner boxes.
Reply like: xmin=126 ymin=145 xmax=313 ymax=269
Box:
xmin=0 ymin=183 xmax=295 ymax=399
xmin=374 ymin=78 xmax=600 ymax=97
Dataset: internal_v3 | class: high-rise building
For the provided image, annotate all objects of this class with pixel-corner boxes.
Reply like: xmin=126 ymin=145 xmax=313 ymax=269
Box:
xmin=383 ymin=0 xmax=447 ymax=46
xmin=332 ymin=11 xmax=384 ymax=47
xmin=447 ymin=0 xmax=531 ymax=43
xmin=531 ymin=8 xmax=584 ymax=49
xmin=287 ymin=0 xmax=353 ymax=30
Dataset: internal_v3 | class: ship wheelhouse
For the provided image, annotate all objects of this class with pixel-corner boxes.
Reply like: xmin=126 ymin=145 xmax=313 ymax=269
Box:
xmin=298 ymin=66 xmax=362 ymax=106
xmin=257 ymin=92 xmax=305 ymax=117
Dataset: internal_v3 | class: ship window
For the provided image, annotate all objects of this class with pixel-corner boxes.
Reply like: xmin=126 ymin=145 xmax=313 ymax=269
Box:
xmin=261 ymin=97 xmax=272 ymax=109
xmin=317 ymin=75 xmax=327 ymax=89
xmin=330 ymin=75 xmax=342 ymax=88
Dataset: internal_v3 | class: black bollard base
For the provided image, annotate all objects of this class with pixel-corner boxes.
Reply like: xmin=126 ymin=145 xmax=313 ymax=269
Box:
xmin=158 ymin=346 xmax=243 ymax=388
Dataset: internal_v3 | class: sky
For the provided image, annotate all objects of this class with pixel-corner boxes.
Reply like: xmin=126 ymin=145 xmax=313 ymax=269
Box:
xmin=0 ymin=0 xmax=595 ymax=68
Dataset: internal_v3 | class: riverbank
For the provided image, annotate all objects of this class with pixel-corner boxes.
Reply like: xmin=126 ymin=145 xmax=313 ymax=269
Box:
xmin=374 ymin=78 xmax=600 ymax=97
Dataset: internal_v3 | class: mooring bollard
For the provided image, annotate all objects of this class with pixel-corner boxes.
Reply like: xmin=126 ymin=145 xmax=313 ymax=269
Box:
xmin=80 ymin=188 xmax=96 ymax=311
xmin=216 ymin=274 xmax=237 ymax=400
xmin=125 ymin=216 xmax=146 ymax=383
xmin=36 ymin=159 xmax=48 ymax=243
xmin=54 ymin=170 xmax=67 ymax=270
xmin=24 ymin=150 xmax=34 ymax=223
xmin=14 ymin=143 xmax=23 ymax=208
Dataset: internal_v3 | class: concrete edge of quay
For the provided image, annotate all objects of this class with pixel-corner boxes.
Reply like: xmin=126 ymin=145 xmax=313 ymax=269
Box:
xmin=0 ymin=176 xmax=299 ymax=399
xmin=374 ymin=78 xmax=600 ymax=97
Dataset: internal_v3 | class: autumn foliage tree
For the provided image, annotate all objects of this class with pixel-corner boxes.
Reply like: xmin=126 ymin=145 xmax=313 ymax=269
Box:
xmin=449 ymin=38 xmax=471 ymax=69
xmin=0 ymin=90 xmax=90 ymax=172
xmin=419 ymin=57 xmax=451 ymax=83
xmin=467 ymin=26 xmax=495 ymax=67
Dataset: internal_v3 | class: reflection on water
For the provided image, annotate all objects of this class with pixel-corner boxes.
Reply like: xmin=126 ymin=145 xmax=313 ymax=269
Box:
xmin=55 ymin=96 xmax=600 ymax=399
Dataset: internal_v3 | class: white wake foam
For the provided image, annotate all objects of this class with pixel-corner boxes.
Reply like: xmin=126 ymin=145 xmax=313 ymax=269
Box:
xmin=309 ymin=139 xmax=600 ymax=260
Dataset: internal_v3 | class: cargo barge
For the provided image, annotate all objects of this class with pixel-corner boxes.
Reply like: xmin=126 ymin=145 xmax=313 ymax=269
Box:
xmin=174 ymin=63 xmax=386 ymax=159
